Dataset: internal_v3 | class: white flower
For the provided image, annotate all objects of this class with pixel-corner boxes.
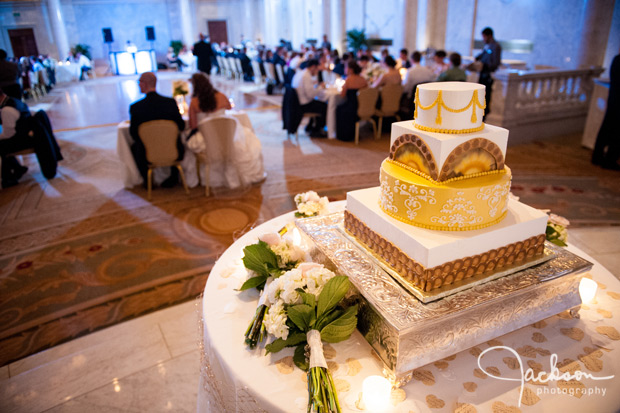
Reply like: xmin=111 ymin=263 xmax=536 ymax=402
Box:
xmin=294 ymin=191 xmax=330 ymax=217
xmin=548 ymin=213 xmax=570 ymax=227
xmin=304 ymin=266 xmax=336 ymax=296
xmin=271 ymin=239 xmax=305 ymax=268
xmin=264 ymin=301 xmax=289 ymax=340
xmin=259 ymin=232 xmax=282 ymax=246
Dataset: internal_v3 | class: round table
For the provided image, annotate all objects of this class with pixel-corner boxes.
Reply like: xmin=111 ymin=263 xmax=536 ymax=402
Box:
xmin=198 ymin=202 xmax=620 ymax=412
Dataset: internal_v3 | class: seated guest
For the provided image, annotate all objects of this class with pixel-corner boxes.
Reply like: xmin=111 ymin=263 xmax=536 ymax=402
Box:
xmin=74 ymin=52 xmax=92 ymax=80
xmin=0 ymin=88 xmax=32 ymax=187
xmin=336 ymin=62 xmax=368 ymax=141
xmin=129 ymin=72 xmax=185 ymax=187
xmin=166 ymin=47 xmax=186 ymax=71
xmin=372 ymin=55 xmax=401 ymax=88
xmin=0 ymin=49 xmax=22 ymax=99
xmin=432 ymin=50 xmax=449 ymax=76
xmin=291 ymin=59 xmax=327 ymax=137
xmin=237 ymin=47 xmax=253 ymax=81
xmin=437 ymin=53 xmax=467 ymax=82
xmin=188 ymin=72 xmax=232 ymax=130
xmin=397 ymin=48 xmax=411 ymax=69
xmin=332 ymin=53 xmax=349 ymax=77
xmin=402 ymin=51 xmax=435 ymax=97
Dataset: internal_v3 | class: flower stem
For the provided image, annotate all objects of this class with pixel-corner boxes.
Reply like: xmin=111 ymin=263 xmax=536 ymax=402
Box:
xmin=244 ymin=304 xmax=267 ymax=348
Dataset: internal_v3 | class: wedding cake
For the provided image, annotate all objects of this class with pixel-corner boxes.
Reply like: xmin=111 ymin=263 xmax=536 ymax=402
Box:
xmin=344 ymin=82 xmax=548 ymax=293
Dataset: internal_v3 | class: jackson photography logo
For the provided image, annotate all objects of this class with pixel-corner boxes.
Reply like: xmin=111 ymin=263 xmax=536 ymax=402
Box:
xmin=477 ymin=346 xmax=615 ymax=407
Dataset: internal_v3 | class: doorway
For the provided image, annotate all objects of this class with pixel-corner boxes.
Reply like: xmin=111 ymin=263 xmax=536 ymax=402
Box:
xmin=207 ymin=20 xmax=228 ymax=46
xmin=8 ymin=28 xmax=38 ymax=58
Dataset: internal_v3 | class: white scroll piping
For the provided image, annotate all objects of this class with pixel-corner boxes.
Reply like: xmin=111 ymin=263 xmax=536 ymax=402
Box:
xmin=307 ymin=329 xmax=327 ymax=369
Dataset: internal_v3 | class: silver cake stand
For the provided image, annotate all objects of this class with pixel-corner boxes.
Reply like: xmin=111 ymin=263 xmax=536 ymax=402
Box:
xmin=296 ymin=212 xmax=592 ymax=386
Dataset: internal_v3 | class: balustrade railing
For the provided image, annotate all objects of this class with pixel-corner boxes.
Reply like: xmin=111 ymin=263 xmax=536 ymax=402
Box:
xmin=487 ymin=67 xmax=604 ymax=141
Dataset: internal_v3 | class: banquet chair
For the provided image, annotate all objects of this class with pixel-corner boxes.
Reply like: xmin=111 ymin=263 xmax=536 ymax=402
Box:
xmin=234 ymin=59 xmax=244 ymax=81
xmin=196 ymin=117 xmax=238 ymax=196
xmin=265 ymin=62 xmax=278 ymax=85
xmin=355 ymin=88 xmax=379 ymax=145
xmin=275 ymin=64 xmax=285 ymax=86
xmin=375 ymin=83 xmax=403 ymax=139
xmin=215 ymin=56 xmax=225 ymax=76
xmin=251 ymin=60 xmax=264 ymax=84
xmin=138 ymin=120 xmax=189 ymax=201
xmin=227 ymin=57 xmax=241 ymax=80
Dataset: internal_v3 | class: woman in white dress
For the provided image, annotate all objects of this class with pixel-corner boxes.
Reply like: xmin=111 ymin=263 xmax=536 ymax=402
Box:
xmin=188 ymin=73 xmax=265 ymax=189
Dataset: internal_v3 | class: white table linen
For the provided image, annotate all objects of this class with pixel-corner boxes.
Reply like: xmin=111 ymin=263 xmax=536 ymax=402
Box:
xmin=198 ymin=201 xmax=620 ymax=412
xmin=55 ymin=62 xmax=81 ymax=83
xmin=319 ymin=87 xmax=343 ymax=139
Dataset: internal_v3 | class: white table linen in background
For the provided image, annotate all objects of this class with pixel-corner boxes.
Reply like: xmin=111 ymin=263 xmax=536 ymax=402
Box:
xmin=198 ymin=201 xmax=620 ymax=412
xmin=318 ymin=87 xmax=343 ymax=139
xmin=55 ymin=62 xmax=81 ymax=83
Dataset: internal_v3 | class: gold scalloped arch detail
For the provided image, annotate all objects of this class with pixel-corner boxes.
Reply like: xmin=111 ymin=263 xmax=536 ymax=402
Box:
xmin=439 ymin=138 xmax=505 ymax=181
xmin=389 ymin=134 xmax=439 ymax=181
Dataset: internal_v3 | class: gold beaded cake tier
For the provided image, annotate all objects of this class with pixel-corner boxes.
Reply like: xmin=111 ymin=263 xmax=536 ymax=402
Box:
xmin=379 ymin=159 xmax=512 ymax=231
xmin=344 ymin=210 xmax=546 ymax=293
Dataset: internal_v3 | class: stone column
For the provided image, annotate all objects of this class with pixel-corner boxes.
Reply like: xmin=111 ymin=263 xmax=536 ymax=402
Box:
xmin=47 ymin=0 xmax=70 ymax=60
xmin=179 ymin=0 xmax=194 ymax=48
xmin=401 ymin=0 xmax=417 ymax=53
xmin=330 ymin=0 xmax=346 ymax=53
xmin=575 ymin=0 xmax=615 ymax=68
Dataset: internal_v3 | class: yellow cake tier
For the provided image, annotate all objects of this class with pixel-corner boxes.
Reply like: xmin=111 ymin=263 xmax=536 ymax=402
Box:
xmin=379 ymin=159 xmax=512 ymax=231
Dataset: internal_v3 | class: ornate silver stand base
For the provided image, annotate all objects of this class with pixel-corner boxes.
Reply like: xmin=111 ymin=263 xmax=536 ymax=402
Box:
xmin=297 ymin=212 xmax=593 ymax=386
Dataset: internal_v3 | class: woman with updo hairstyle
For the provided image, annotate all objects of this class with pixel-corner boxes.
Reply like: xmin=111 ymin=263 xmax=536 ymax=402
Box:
xmin=188 ymin=72 xmax=231 ymax=130
xmin=336 ymin=60 xmax=369 ymax=141
xmin=371 ymin=55 xmax=402 ymax=88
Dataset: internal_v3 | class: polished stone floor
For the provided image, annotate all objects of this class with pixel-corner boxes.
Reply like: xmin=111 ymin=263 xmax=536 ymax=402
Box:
xmin=1 ymin=73 xmax=619 ymax=413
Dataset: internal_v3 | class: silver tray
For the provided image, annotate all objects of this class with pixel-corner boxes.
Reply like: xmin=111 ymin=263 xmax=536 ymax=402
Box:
xmin=296 ymin=212 xmax=593 ymax=385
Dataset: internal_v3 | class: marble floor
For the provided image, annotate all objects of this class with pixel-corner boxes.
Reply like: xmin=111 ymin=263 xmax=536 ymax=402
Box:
xmin=1 ymin=73 xmax=619 ymax=412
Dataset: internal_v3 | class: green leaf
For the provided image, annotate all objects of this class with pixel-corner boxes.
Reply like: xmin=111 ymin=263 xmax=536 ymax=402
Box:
xmin=298 ymin=290 xmax=316 ymax=308
xmin=293 ymin=344 xmax=309 ymax=371
xmin=549 ymin=238 xmax=567 ymax=247
xmin=317 ymin=276 xmax=350 ymax=318
xmin=320 ymin=304 xmax=358 ymax=343
xmin=242 ymin=241 xmax=279 ymax=278
xmin=287 ymin=304 xmax=315 ymax=331
xmin=265 ymin=332 xmax=307 ymax=354
xmin=316 ymin=308 xmax=343 ymax=331
xmin=238 ymin=274 xmax=268 ymax=291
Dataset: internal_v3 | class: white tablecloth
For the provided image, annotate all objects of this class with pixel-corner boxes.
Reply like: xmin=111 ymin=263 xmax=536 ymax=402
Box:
xmin=319 ymin=87 xmax=343 ymax=139
xmin=116 ymin=110 xmax=260 ymax=189
xmin=198 ymin=201 xmax=620 ymax=412
xmin=55 ymin=62 xmax=81 ymax=83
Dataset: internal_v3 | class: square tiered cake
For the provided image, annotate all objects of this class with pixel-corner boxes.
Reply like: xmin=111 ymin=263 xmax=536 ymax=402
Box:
xmin=344 ymin=82 xmax=548 ymax=294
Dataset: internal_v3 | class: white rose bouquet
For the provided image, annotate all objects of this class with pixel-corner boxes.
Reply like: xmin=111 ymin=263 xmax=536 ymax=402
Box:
xmin=240 ymin=232 xmax=306 ymax=348
xmin=546 ymin=213 xmax=570 ymax=247
xmin=295 ymin=191 xmax=330 ymax=218
xmin=263 ymin=264 xmax=358 ymax=413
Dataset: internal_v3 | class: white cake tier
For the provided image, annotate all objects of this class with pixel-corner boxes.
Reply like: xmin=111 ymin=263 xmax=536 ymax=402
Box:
xmin=346 ymin=187 xmax=548 ymax=268
xmin=414 ymin=82 xmax=486 ymax=133
xmin=390 ymin=121 xmax=509 ymax=181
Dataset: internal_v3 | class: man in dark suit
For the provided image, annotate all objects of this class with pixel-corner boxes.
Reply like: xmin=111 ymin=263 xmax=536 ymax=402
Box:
xmin=129 ymin=72 xmax=185 ymax=187
xmin=193 ymin=33 xmax=214 ymax=75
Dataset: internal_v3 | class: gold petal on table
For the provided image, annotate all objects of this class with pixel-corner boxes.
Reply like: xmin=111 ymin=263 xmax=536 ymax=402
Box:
xmin=579 ymin=353 xmax=603 ymax=372
xmin=517 ymin=345 xmax=538 ymax=358
xmin=557 ymin=358 xmax=581 ymax=375
xmin=583 ymin=346 xmax=604 ymax=358
xmin=327 ymin=361 xmax=339 ymax=373
xmin=217 ymin=283 xmax=227 ymax=290
xmin=463 ymin=381 xmax=478 ymax=392
xmin=503 ymin=357 xmax=520 ymax=370
xmin=596 ymin=326 xmax=620 ymax=340
xmin=425 ymin=394 xmax=445 ymax=409
xmin=346 ymin=358 xmax=362 ymax=376
xmin=526 ymin=360 xmax=547 ymax=386
xmin=473 ymin=368 xmax=488 ymax=379
xmin=443 ymin=354 xmax=457 ymax=361
xmin=521 ymin=387 xmax=541 ymax=406
xmin=469 ymin=346 xmax=482 ymax=357
xmin=412 ymin=369 xmax=436 ymax=385
xmin=536 ymin=347 xmax=551 ymax=357
xmin=532 ymin=320 xmax=547 ymax=329
xmin=486 ymin=366 xmax=501 ymax=376
xmin=455 ymin=402 xmax=478 ymax=413
xmin=355 ymin=392 xmax=365 ymax=410
xmin=487 ymin=339 xmax=503 ymax=348
xmin=323 ymin=344 xmax=337 ymax=359
xmin=220 ymin=267 xmax=236 ymax=278
xmin=581 ymin=304 xmax=590 ymax=311
xmin=334 ymin=378 xmax=350 ymax=393
xmin=390 ymin=388 xmax=406 ymax=405
xmin=433 ymin=360 xmax=449 ymax=370
xmin=607 ymin=291 xmax=620 ymax=300
xmin=597 ymin=308 xmax=613 ymax=318
xmin=597 ymin=281 xmax=607 ymax=290
xmin=557 ymin=380 xmax=585 ymax=398
xmin=561 ymin=327 xmax=585 ymax=341
xmin=532 ymin=332 xmax=547 ymax=343
xmin=491 ymin=401 xmax=521 ymax=413
xmin=557 ymin=310 xmax=574 ymax=320
xmin=275 ymin=356 xmax=295 ymax=374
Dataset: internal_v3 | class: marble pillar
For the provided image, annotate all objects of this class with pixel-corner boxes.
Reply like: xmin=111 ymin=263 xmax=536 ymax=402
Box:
xmin=47 ymin=0 xmax=70 ymax=60
xmin=575 ymin=0 xmax=615 ymax=68
xmin=401 ymin=0 xmax=417 ymax=53
xmin=179 ymin=0 xmax=194 ymax=48
xmin=330 ymin=0 xmax=346 ymax=53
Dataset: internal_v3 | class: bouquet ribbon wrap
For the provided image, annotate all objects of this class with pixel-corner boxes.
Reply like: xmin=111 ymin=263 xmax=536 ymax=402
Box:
xmin=307 ymin=330 xmax=328 ymax=369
